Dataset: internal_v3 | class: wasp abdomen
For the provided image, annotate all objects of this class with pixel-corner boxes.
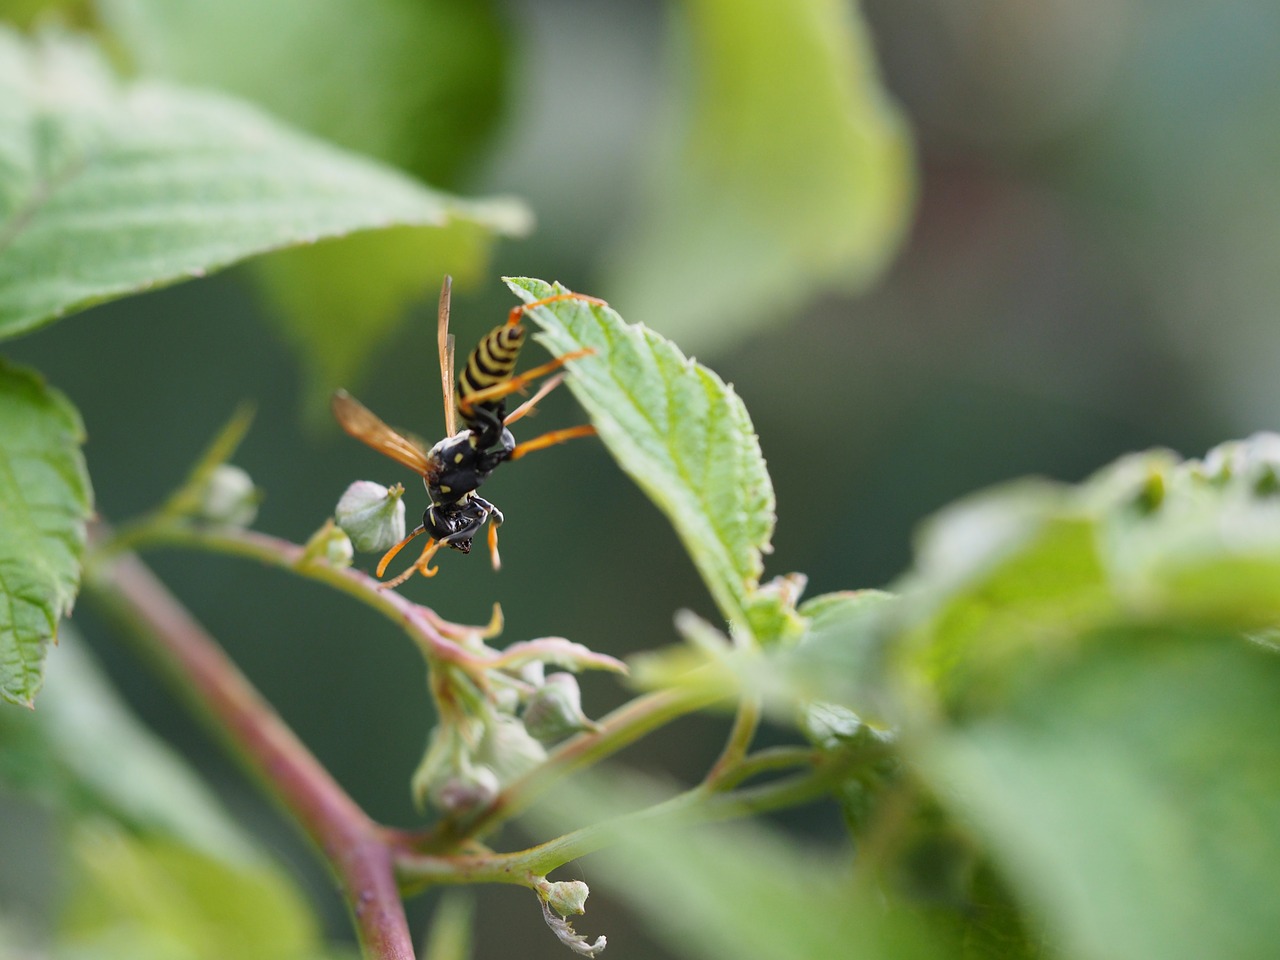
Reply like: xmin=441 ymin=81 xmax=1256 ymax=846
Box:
xmin=459 ymin=324 xmax=526 ymax=410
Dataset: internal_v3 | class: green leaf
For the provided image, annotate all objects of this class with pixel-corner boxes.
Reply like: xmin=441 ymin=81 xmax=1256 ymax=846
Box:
xmin=253 ymin=223 xmax=498 ymax=409
xmin=506 ymin=277 xmax=776 ymax=634
xmin=918 ymin=632 xmax=1280 ymax=960
xmin=0 ymin=626 xmax=257 ymax=861
xmin=848 ymin=436 xmax=1280 ymax=960
xmin=0 ymin=359 xmax=91 ymax=706
xmin=61 ymin=822 xmax=329 ymax=960
xmin=99 ymin=0 xmax=507 ymax=187
xmin=0 ymin=27 xmax=531 ymax=341
xmin=96 ymin=0 xmax=515 ymax=398
xmin=604 ymin=0 xmax=914 ymax=348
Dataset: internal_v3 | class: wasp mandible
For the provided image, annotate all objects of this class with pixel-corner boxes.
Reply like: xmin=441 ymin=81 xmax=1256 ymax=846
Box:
xmin=332 ymin=277 xmax=604 ymax=588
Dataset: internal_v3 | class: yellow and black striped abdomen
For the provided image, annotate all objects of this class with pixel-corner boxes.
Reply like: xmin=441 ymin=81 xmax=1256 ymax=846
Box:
xmin=458 ymin=322 xmax=526 ymax=413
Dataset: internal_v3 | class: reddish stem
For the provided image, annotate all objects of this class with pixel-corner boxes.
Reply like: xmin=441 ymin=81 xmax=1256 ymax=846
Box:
xmin=91 ymin=551 xmax=416 ymax=960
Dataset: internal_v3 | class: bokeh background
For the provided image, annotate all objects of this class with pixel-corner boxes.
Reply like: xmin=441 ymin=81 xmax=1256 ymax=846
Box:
xmin=4 ymin=0 xmax=1280 ymax=956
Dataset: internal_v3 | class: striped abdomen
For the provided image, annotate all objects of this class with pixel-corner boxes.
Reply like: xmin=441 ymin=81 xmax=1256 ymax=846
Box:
xmin=458 ymin=322 xmax=526 ymax=417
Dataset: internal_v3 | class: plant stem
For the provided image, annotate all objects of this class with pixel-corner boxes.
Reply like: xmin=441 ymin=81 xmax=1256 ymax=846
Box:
xmin=93 ymin=520 xmax=479 ymax=666
xmin=703 ymin=693 xmax=762 ymax=789
xmin=395 ymin=747 xmax=860 ymax=888
xmin=84 ymin=549 xmax=417 ymax=960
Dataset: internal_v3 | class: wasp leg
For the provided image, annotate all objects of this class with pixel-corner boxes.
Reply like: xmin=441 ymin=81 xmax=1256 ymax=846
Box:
xmin=381 ymin=537 xmax=442 ymax=589
xmin=376 ymin=524 xmax=426 ymax=578
xmin=487 ymin=519 xmax=501 ymax=571
xmin=509 ymin=424 xmax=597 ymax=461
xmin=506 ymin=291 xmax=608 ymax=327
xmin=476 ymin=498 xmax=504 ymax=571
xmin=504 ymin=373 xmax=565 ymax=426
xmin=457 ymin=348 xmax=593 ymax=418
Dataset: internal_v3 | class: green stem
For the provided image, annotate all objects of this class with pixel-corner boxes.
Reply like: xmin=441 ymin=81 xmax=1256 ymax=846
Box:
xmin=703 ymin=693 xmax=762 ymax=789
xmin=395 ymin=748 xmax=860 ymax=890
xmin=84 ymin=548 xmax=416 ymax=960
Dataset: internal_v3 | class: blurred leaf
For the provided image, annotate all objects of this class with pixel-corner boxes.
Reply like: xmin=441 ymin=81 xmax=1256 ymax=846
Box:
xmin=98 ymin=0 xmax=507 ymax=187
xmin=525 ymin=770 xmax=950 ymax=960
xmin=61 ymin=822 xmax=330 ymax=960
xmin=253 ymin=224 xmax=497 ymax=411
xmin=0 ymin=360 xmax=90 ymax=707
xmin=507 ymin=277 xmax=776 ymax=635
xmin=889 ymin=436 xmax=1280 ymax=717
xmin=604 ymin=0 xmax=914 ymax=348
xmin=0 ymin=27 xmax=531 ymax=340
xmin=0 ymin=626 xmax=257 ymax=861
xmin=852 ymin=436 xmax=1280 ymax=959
xmin=96 ymin=0 xmax=518 ymax=400
xmin=421 ymin=891 xmax=475 ymax=960
xmin=918 ymin=631 xmax=1280 ymax=960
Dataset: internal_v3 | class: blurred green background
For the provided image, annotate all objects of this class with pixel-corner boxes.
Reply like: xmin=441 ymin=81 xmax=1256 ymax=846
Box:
xmin=3 ymin=0 xmax=1280 ymax=956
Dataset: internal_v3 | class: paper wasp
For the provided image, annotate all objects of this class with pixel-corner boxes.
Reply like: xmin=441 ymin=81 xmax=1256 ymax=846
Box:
xmin=332 ymin=277 xmax=604 ymax=587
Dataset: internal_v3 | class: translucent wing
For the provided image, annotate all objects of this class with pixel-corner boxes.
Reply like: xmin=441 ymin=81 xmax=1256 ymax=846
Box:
xmin=332 ymin=390 xmax=436 ymax=478
xmin=438 ymin=275 xmax=457 ymax=437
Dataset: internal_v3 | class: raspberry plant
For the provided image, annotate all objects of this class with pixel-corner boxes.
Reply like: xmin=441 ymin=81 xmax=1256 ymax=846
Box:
xmin=3 ymin=13 xmax=1280 ymax=960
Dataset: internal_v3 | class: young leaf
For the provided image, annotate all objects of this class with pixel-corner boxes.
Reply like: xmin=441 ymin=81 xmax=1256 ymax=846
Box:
xmin=0 ymin=360 xmax=91 ymax=707
xmin=506 ymin=278 xmax=775 ymax=634
xmin=0 ymin=27 xmax=531 ymax=341
xmin=604 ymin=0 xmax=914 ymax=349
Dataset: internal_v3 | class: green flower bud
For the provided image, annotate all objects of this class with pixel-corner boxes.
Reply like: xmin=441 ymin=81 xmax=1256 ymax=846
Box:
xmin=194 ymin=464 xmax=259 ymax=527
xmin=302 ymin=519 xmax=353 ymax=568
xmin=335 ymin=481 xmax=406 ymax=552
xmin=477 ymin=715 xmax=547 ymax=784
xmin=522 ymin=673 xmax=595 ymax=743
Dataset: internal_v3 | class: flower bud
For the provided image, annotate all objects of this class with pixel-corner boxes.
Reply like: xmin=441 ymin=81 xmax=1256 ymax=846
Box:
xmin=302 ymin=519 xmax=353 ymax=568
xmin=429 ymin=764 xmax=501 ymax=815
xmin=335 ymin=481 xmax=406 ymax=552
xmin=477 ymin=715 xmax=547 ymax=783
xmin=194 ymin=464 xmax=259 ymax=527
xmin=522 ymin=673 xmax=595 ymax=743
xmin=542 ymin=880 xmax=590 ymax=917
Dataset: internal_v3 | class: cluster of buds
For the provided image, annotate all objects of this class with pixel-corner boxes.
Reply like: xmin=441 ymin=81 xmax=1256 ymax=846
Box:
xmin=410 ymin=615 xmax=626 ymax=816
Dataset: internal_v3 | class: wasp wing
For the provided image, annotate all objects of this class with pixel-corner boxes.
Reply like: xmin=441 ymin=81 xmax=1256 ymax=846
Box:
xmin=332 ymin=390 xmax=437 ymax=478
xmin=438 ymin=275 xmax=458 ymax=437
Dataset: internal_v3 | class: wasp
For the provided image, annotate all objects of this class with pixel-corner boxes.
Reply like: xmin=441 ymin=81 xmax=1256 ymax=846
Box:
xmin=332 ymin=277 xmax=605 ymax=588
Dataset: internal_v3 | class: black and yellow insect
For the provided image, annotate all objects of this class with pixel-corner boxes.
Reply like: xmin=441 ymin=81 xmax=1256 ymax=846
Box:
xmin=332 ymin=277 xmax=604 ymax=587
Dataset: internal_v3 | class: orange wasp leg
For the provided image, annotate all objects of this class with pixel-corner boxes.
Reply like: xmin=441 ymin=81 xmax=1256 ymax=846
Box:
xmin=506 ymin=292 xmax=608 ymax=327
xmin=457 ymin=348 xmax=594 ymax=418
xmin=509 ymin=424 xmax=598 ymax=461
xmin=504 ymin=373 xmax=564 ymax=427
xmin=487 ymin=520 xmax=502 ymax=572
xmin=376 ymin=525 xmax=424 ymax=577
xmin=376 ymin=529 xmax=442 ymax=591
